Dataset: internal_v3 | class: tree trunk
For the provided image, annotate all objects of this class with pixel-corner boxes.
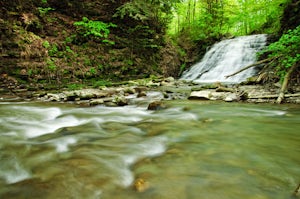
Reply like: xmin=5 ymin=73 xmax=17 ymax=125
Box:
xmin=276 ymin=63 xmax=298 ymax=104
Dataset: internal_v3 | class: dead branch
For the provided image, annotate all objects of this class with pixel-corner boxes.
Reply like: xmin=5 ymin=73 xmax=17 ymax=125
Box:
xmin=248 ymin=93 xmax=300 ymax=99
xmin=277 ymin=63 xmax=298 ymax=104
xmin=225 ymin=57 xmax=276 ymax=79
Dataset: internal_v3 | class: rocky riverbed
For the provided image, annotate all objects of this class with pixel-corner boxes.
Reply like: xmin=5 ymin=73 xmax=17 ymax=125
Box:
xmin=1 ymin=77 xmax=300 ymax=106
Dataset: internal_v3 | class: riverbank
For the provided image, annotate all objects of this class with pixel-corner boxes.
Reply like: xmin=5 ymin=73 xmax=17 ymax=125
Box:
xmin=1 ymin=77 xmax=300 ymax=105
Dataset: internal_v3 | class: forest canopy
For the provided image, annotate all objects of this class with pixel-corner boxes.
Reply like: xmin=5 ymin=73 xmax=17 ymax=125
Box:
xmin=0 ymin=0 xmax=299 ymax=89
xmin=167 ymin=0 xmax=288 ymax=40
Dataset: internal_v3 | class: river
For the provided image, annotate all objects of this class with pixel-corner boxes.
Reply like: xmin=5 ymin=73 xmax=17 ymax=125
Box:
xmin=0 ymin=100 xmax=299 ymax=199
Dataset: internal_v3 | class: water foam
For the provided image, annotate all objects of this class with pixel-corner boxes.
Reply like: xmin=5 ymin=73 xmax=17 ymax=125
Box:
xmin=0 ymin=159 xmax=31 ymax=184
xmin=181 ymin=34 xmax=267 ymax=83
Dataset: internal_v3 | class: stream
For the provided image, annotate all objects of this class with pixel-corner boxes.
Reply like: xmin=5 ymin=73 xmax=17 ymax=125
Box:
xmin=0 ymin=100 xmax=300 ymax=199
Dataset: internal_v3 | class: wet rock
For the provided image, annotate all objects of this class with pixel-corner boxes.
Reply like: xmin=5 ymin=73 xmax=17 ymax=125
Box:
xmin=137 ymin=91 xmax=147 ymax=98
xmin=105 ymin=102 xmax=118 ymax=107
xmin=162 ymin=92 xmax=169 ymax=98
xmin=134 ymin=178 xmax=149 ymax=192
xmin=89 ymin=99 xmax=104 ymax=106
xmin=63 ymin=89 xmax=112 ymax=101
xmin=189 ymin=89 xmax=239 ymax=102
xmin=113 ymin=95 xmax=128 ymax=106
xmin=188 ymin=90 xmax=211 ymax=100
xmin=123 ymin=87 xmax=136 ymax=94
xmin=224 ymin=93 xmax=239 ymax=102
xmin=147 ymin=101 xmax=166 ymax=110
xmin=134 ymin=86 xmax=148 ymax=93
xmin=46 ymin=93 xmax=66 ymax=101
xmin=146 ymin=81 xmax=160 ymax=87
xmin=160 ymin=77 xmax=175 ymax=86
xmin=209 ymin=92 xmax=226 ymax=100
xmin=165 ymin=76 xmax=175 ymax=82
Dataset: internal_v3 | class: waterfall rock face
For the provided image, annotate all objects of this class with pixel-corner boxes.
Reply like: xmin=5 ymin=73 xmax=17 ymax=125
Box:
xmin=181 ymin=34 xmax=267 ymax=83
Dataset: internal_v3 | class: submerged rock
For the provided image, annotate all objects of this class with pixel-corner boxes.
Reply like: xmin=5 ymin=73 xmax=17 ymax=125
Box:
xmin=134 ymin=178 xmax=149 ymax=192
xmin=147 ymin=101 xmax=166 ymax=110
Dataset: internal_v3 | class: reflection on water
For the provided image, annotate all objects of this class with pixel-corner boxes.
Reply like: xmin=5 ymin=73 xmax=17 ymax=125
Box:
xmin=0 ymin=101 xmax=299 ymax=199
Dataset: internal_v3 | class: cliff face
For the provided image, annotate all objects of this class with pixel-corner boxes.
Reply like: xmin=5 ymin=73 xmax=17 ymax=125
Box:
xmin=0 ymin=0 xmax=180 ymax=91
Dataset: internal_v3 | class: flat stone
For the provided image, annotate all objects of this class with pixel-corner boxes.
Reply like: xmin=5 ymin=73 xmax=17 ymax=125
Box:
xmin=224 ymin=93 xmax=239 ymax=102
xmin=188 ymin=90 xmax=211 ymax=100
xmin=89 ymin=99 xmax=104 ymax=106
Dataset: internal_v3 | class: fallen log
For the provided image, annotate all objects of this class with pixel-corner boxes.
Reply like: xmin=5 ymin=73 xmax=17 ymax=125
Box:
xmin=277 ymin=63 xmax=298 ymax=104
xmin=215 ymin=86 xmax=235 ymax=92
xmin=225 ymin=57 xmax=276 ymax=79
xmin=248 ymin=93 xmax=300 ymax=99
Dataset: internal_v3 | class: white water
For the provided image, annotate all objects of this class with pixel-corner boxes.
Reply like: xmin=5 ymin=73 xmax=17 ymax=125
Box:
xmin=181 ymin=34 xmax=267 ymax=83
xmin=1 ymin=102 xmax=300 ymax=199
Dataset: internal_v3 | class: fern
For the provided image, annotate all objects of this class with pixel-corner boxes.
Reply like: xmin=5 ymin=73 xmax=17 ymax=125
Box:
xmin=113 ymin=1 xmax=150 ymax=21
xmin=260 ymin=25 xmax=300 ymax=81
xmin=74 ymin=17 xmax=116 ymax=44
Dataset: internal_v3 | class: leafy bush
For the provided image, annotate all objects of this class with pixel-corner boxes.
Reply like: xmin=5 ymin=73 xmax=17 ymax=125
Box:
xmin=38 ymin=7 xmax=54 ymax=17
xmin=42 ymin=41 xmax=51 ymax=48
xmin=92 ymin=80 xmax=112 ymax=88
xmin=46 ymin=59 xmax=57 ymax=71
xmin=260 ymin=25 xmax=300 ymax=81
xmin=74 ymin=17 xmax=116 ymax=44
xmin=67 ymin=83 xmax=84 ymax=90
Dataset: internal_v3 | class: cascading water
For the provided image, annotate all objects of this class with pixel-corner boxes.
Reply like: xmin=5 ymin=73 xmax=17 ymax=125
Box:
xmin=181 ymin=34 xmax=267 ymax=83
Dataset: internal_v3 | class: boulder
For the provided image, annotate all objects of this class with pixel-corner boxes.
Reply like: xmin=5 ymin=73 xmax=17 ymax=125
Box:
xmin=113 ymin=96 xmax=128 ymax=106
xmin=188 ymin=90 xmax=211 ymax=100
xmin=224 ymin=93 xmax=239 ymax=102
xmin=137 ymin=91 xmax=147 ymax=98
xmin=45 ymin=93 xmax=67 ymax=101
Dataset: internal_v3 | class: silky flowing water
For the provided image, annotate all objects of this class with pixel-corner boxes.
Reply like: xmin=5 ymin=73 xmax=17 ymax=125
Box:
xmin=181 ymin=34 xmax=267 ymax=83
xmin=0 ymin=100 xmax=299 ymax=199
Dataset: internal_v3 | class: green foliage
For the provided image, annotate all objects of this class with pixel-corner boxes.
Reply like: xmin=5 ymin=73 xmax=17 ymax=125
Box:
xmin=41 ymin=0 xmax=47 ymax=4
xmin=74 ymin=17 xmax=116 ymax=44
xmin=42 ymin=41 xmax=50 ymax=48
xmin=38 ymin=7 xmax=55 ymax=17
xmin=64 ymin=35 xmax=76 ymax=45
xmin=42 ymin=40 xmax=76 ymax=59
xmin=114 ymin=2 xmax=148 ymax=21
xmin=260 ymin=25 xmax=300 ymax=81
xmin=179 ymin=63 xmax=186 ymax=75
xmin=46 ymin=59 xmax=57 ymax=71
xmin=67 ymin=83 xmax=84 ymax=90
xmin=168 ymin=0 xmax=288 ymax=38
xmin=92 ymin=80 xmax=112 ymax=88
xmin=48 ymin=44 xmax=58 ymax=57
xmin=90 ymin=67 xmax=97 ymax=75
xmin=65 ymin=46 xmax=73 ymax=54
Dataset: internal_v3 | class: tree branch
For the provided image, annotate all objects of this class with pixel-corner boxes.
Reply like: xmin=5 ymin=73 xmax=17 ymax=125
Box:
xmin=224 ymin=57 xmax=276 ymax=79
xmin=276 ymin=63 xmax=298 ymax=104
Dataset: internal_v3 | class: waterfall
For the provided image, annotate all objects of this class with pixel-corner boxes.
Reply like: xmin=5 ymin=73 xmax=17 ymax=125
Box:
xmin=180 ymin=34 xmax=267 ymax=83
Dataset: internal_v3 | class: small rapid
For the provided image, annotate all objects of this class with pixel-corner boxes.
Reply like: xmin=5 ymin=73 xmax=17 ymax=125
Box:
xmin=0 ymin=101 xmax=300 ymax=199
xmin=181 ymin=34 xmax=267 ymax=83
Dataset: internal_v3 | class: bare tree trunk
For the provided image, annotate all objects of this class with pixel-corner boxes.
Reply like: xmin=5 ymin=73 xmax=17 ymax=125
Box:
xmin=192 ymin=0 xmax=196 ymax=22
